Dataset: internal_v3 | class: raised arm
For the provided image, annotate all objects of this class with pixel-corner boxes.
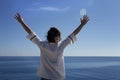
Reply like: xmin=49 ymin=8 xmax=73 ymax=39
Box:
xmin=14 ymin=13 xmax=32 ymax=34
xmin=72 ymin=15 xmax=89 ymax=35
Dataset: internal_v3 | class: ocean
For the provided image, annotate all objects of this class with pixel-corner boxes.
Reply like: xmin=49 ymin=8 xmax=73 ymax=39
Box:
xmin=0 ymin=56 xmax=120 ymax=80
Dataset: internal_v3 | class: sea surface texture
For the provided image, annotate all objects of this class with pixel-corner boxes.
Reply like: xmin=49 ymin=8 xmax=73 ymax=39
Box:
xmin=0 ymin=56 xmax=120 ymax=80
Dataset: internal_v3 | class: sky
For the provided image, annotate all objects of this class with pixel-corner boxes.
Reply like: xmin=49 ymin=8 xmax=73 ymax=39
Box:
xmin=0 ymin=0 xmax=120 ymax=56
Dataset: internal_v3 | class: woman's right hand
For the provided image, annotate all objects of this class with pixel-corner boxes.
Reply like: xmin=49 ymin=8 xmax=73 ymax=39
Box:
xmin=80 ymin=15 xmax=89 ymax=26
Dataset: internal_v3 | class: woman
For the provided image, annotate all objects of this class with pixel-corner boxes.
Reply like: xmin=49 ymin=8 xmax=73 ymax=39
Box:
xmin=14 ymin=13 xmax=89 ymax=80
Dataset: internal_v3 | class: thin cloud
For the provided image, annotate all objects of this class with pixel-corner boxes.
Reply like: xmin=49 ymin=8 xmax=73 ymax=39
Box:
xmin=26 ymin=6 xmax=70 ymax=12
xmin=40 ymin=6 xmax=60 ymax=11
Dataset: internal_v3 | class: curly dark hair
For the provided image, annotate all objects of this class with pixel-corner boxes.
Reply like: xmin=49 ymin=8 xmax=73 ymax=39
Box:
xmin=47 ymin=27 xmax=61 ymax=43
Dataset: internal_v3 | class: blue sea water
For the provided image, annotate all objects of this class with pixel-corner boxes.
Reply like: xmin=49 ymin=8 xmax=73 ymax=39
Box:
xmin=0 ymin=57 xmax=120 ymax=80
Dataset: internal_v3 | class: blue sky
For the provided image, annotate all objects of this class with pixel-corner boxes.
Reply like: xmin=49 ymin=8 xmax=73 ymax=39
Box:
xmin=0 ymin=0 xmax=120 ymax=56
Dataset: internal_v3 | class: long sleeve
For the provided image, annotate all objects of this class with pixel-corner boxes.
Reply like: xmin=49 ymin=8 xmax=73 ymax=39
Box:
xmin=60 ymin=33 xmax=77 ymax=49
xmin=26 ymin=32 xmax=42 ymax=47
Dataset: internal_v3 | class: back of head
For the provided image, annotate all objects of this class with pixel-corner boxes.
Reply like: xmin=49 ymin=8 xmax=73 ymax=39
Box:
xmin=47 ymin=27 xmax=61 ymax=43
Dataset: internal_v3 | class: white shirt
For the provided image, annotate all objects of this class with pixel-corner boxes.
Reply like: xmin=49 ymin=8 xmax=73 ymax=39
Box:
xmin=26 ymin=32 xmax=76 ymax=80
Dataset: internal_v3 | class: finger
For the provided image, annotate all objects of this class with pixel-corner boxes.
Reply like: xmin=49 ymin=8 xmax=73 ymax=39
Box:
xmin=83 ymin=15 xmax=87 ymax=18
xmin=84 ymin=16 xmax=89 ymax=21
xmin=86 ymin=16 xmax=89 ymax=21
xmin=14 ymin=13 xmax=20 ymax=20
xmin=83 ymin=15 xmax=86 ymax=19
xmin=87 ymin=18 xmax=90 ymax=21
xmin=14 ymin=14 xmax=17 ymax=19
xmin=82 ymin=15 xmax=87 ymax=21
xmin=16 ymin=13 xmax=20 ymax=17
xmin=84 ymin=15 xmax=88 ymax=19
xmin=80 ymin=18 xmax=82 ymax=21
